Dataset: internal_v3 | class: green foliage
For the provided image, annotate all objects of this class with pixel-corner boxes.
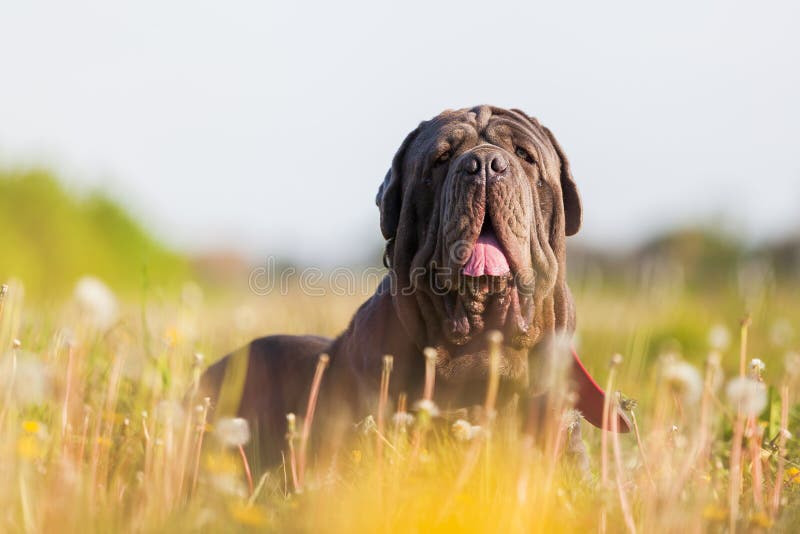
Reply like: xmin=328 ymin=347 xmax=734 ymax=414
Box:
xmin=0 ymin=168 xmax=189 ymax=298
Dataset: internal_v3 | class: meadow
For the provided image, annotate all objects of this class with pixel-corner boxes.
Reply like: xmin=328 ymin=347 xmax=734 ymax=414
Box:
xmin=1 ymin=265 xmax=798 ymax=533
xmin=2 ymin=164 xmax=799 ymax=532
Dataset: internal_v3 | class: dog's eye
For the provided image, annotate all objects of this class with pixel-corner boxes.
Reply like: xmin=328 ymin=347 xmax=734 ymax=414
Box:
xmin=434 ymin=151 xmax=451 ymax=166
xmin=514 ymin=146 xmax=535 ymax=164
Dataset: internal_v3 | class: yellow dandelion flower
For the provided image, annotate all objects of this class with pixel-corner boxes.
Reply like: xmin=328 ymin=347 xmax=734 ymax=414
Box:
xmin=786 ymin=467 xmax=800 ymax=485
xmin=749 ymin=512 xmax=773 ymax=529
xmin=702 ymin=504 xmax=727 ymax=521
xmin=22 ymin=420 xmax=41 ymax=434
xmin=228 ymin=502 xmax=269 ymax=527
xmin=164 ymin=326 xmax=181 ymax=346
xmin=204 ymin=451 xmax=241 ymax=474
xmin=17 ymin=435 xmax=44 ymax=460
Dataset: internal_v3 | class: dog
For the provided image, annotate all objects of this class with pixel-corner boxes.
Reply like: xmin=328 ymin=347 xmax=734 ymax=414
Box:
xmin=199 ymin=105 xmax=629 ymax=466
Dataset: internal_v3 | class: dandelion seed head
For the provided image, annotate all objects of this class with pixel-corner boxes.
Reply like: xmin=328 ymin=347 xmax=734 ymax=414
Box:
xmin=12 ymin=356 xmax=50 ymax=405
xmin=619 ymin=393 xmax=638 ymax=412
xmin=451 ymin=419 xmax=481 ymax=441
xmin=392 ymin=412 xmax=415 ymax=427
xmin=749 ymin=358 xmax=766 ymax=380
xmin=214 ymin=417 xmax=251 ymax=447
xmin=74 ymin=276 xmax=118 ymax=330
xmin=708 ymin=324 xmax=731 ymax=350
xmin=356 ymin=415 xmax=377 ymax=435
xmin=423 ymin=347 xmax=437 ymax=363
xmin=661 ymin=360 xmax=703 ymax=404
xmin=561 ymin=409 xmax=582 ymax=432
xmin=725 ymin=377 xmax=768 ymax=416
xmin=413 ymin=399 xmax=440 ymax=418
xmin=769 ymin=319 xmax=794 ymax=348
xmin=784 ymin=351 xmax=800 ymax=378
xmin=155 ymin=400 xmax=186 ymax=428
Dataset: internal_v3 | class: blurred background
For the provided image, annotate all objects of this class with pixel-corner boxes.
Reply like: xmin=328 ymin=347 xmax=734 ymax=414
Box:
xmin=1 ymin=1 xmax=799 ymax=362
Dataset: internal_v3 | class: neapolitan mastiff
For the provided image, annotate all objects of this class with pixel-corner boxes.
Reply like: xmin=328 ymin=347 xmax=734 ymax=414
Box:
xmin=200 ymin=105 xmax=629 ymax=466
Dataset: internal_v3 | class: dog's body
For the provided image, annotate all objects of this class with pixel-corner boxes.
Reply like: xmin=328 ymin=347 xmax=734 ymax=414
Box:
xmin=200 ymin=106 xmax=628 ymax=465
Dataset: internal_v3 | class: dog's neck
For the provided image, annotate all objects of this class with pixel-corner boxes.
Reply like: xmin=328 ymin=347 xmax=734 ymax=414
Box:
xmin=327 ymin=276 xmax=530 ymax=413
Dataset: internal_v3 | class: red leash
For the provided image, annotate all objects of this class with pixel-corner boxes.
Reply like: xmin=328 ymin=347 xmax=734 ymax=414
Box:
xmin=571 ymin=349 xmax=631 ymax=433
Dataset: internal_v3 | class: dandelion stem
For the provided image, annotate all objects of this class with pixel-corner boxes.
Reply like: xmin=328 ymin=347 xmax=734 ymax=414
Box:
xmin=628 ymin=408 xmax=656 ymax=489
xmin=286 ymin=414 xmax=300 ymax=493
xmin=410 ymin=349 xmax=438 ymax=465
xmin=750 ymin=423 xmax=765 ymax=513
xmin=739 ymin=315 xmax=751 ymax=378
xmin=377 ymin=355 xmax=393 ymax=463
xmin=600 ymin=354 xmax=622 ymax=534
xmin=238 ymin=444 xmax=254 ymax=495
xmin=729 ymin=412 xmax=744 ymax=534
xmin=423 ymin=347 xmax=437 ymax=401
xmin=297 ymin=353 xmax=330 ymax=490
xmin=248 ymin=472 xmax=270 ymax=506
xmin=190 ymin=398 xmax=210 ymax=498
xmin=612 ymin=392 xmax=637 ymax=534
xmin=61 ymin=342 xmax=76 ymax=440
xmin=0 ymin=284 xmax=7 ymax=323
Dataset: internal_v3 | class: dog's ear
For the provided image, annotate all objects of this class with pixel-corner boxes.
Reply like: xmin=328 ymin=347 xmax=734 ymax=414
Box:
xmin=376 ymin=124 xmax=422 ymax=241
xmin=541 ymin=125 xmax=582 ymax=236
xmin=511 ymin=110 xmax=582 ymax=237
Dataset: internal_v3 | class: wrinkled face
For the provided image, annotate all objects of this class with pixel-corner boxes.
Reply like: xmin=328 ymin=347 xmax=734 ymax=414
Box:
xmin=377 ymin=106 xmax=582 ymax=386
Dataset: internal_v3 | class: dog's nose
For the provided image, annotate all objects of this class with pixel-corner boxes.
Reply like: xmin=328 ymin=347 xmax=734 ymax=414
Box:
xmin=464 ymin=151 xmax=508 ymax=182
xmin=489 ymin=154 xmax=508 ymax=176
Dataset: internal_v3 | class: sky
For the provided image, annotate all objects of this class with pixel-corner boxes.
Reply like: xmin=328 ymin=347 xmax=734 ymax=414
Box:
xmin=1 ymin=1 xmax=799 ymax=265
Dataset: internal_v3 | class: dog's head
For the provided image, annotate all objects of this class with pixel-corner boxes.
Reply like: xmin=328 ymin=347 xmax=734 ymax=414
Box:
xmin=377 ymin=106 xmax=581 ymax=386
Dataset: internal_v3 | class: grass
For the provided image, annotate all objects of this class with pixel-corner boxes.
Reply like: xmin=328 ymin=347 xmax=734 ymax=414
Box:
xmin=1 ymin=274 xmax=799 ymax=533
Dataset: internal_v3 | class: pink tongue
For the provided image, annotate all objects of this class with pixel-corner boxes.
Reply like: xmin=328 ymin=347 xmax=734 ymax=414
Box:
xmin=462 ymin=231 xmax=510 ymax=277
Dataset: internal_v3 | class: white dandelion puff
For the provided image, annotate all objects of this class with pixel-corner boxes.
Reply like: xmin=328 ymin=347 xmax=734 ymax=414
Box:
xmin=12 ymin=355 xmax=50 ymax=405
xmin=708 ymin=324 xmax=731 ymax=351
xmin=413 ymin=399 xmax=440 ymax=418
xmin=451 ymin=419 xmax=481 ymax=441
xmin=214 ymin=417 xmax=251 ymax=447
xmin=155 ymin=400 xmax=186 ymax=428
xmin=769 ymin=319 xmax=794 ymax=348
xmin=725 ymin=377 xmax=768 ymax=417
xmin=74 ymin=276 xmax=118 ymax=330
xmin=784 ymin=351 xmax=800 ymax=378
xmin=391 ymin=412 xmax=415 ymax=427
xmin=562 ymin=409 xmax=583 ymax=432
xmin=749 ymin=358 xmax=766 ymax=380
xmin=661 ymin=360 xmax=703 ymax=404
